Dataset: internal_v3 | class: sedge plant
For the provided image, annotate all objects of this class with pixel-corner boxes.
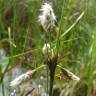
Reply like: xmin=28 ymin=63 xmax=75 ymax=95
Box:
xmin=9 ymin=1 xmax=86 ymax=96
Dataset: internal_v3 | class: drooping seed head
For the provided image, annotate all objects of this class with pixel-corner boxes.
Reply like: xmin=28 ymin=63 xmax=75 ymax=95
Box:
xmin=10 ymin=70 xmax=36 ymax=88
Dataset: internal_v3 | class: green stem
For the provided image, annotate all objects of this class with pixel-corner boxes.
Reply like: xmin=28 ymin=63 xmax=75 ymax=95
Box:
xmin=46 ymin=66 xmax=49 ymax=94
xmin=60 ymin=11 xmax=85 ymax=38
xmin=2 ymin=80 xmax=5 ymax=96
xmin=87 ymin=32 xmax=96 ymax=96
xmin=56 ymin=0 xmax=65 ymax=55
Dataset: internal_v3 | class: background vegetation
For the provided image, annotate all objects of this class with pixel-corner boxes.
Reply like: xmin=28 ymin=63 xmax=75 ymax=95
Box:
xmin=0 ymin=0 xmax=96 ymax=96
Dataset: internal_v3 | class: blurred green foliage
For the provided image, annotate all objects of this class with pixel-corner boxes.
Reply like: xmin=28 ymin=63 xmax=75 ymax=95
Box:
xmin=0 ymin=0 xmax=96 ymax=96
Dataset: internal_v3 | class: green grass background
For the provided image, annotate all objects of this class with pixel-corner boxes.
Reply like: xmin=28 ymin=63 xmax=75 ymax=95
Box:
xmin=0 ymin=0 xmax=96 ymax=96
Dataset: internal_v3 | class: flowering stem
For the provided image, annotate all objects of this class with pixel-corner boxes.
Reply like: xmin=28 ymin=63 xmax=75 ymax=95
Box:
xmin=49 ymin=67 xmax=55 ymax=96
xmin=47 ymin=56 xmax=58 ymax=96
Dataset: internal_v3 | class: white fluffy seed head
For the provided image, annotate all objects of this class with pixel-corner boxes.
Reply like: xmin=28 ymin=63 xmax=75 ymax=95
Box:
xmin=42 ymin=43 xmax=51 ymax=55
xmin=38 ymin=3 xmax=56 ymax=31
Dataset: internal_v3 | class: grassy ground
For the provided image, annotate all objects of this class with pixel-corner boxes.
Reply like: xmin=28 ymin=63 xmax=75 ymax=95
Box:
xmin=0 ymin=0 xmax=96 ymax=96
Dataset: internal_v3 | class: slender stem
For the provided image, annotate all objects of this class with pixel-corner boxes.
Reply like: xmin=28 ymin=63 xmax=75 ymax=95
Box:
xmin=0 ymin=0 xmax=4 ymax=45
xmin=35 ymin=65 xmax=46 ymax=71
xmin=56 ymin=0 xmax=65 ymax=55
xmin=47 ymin=66 xmax=49 ymax=94
xmin=8 ymin=48 xmax=40 ymax=60
xmin=8 ymin=27 xmax=14 ymax=96
xmin=61 ymin=11 xmax=85 ymax=38
xmin=87 ymin=32 xmax=96 ymax=96
xmin=2 ymin=80 xmax=5 ymax=96
xmin=44 ymin=39 xmax=50 ymax=94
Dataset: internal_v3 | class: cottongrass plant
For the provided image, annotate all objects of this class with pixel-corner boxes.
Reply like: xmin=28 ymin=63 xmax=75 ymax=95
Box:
xmin=10 ymin=2 xmax=81 ymax=96
xmin=38 ymin=2 xmax=58 ymax=96
xmin=38 ymin=2 xmax=80 ymax=96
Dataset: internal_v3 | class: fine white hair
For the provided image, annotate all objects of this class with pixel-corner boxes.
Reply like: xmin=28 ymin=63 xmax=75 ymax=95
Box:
xmin=38 ymin=3 xmax=56 ymax=31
